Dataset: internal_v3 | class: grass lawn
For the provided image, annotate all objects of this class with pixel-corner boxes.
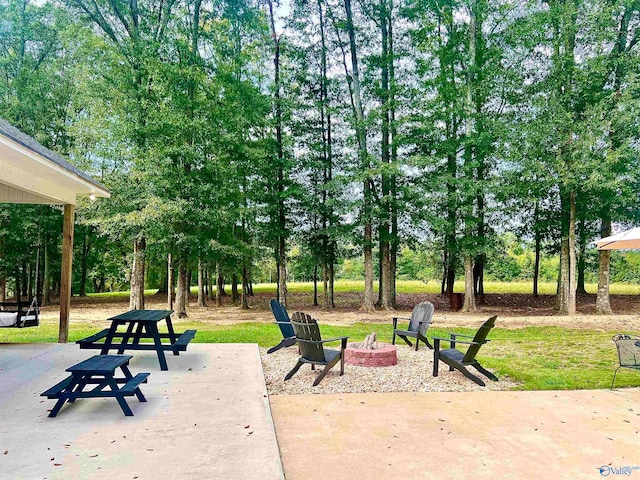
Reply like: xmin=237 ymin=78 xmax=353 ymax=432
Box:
xmin=83 ymin=279 xmax=640 ymax=300
xmin=250 ymin=280 xmax=640 ymax=295
xmin=3 ymin=319 xmax=636 ymax=392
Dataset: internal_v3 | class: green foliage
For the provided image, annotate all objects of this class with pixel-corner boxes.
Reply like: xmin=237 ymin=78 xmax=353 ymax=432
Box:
xmin=395 ymin=246 xmax=440 ymax=282
xmin=1 ymin=0 xmax=640 ymax=313
xmin=610 ymin=251 xmax=640 ymax=283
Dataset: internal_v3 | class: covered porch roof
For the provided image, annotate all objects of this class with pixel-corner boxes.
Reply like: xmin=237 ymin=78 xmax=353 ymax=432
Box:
xmin=0 ymin=117 xmax=111 ymax=342
xmin=0 ymin=118 xmax=110 ymax=204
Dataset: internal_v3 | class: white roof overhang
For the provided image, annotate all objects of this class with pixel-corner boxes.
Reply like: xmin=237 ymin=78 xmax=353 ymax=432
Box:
xmin=0 ymin=120 xmax=110 ymax=205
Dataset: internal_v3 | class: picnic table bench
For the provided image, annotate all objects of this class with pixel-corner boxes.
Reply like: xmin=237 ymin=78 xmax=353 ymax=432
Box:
xmin=77 ymin=310 xmax=196 ymax=371
xmin=41 ymin=355 xmax=149 ymax=417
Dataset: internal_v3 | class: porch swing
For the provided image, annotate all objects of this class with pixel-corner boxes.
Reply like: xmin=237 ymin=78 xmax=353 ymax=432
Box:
xmin=0 ymin=295 xmax=39 ymax=328
xmin=0 ymin=237 xmax=41 ymax=328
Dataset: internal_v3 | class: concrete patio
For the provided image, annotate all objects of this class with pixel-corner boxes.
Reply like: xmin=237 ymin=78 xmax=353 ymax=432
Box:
xmin=271 ymin=388 xmax=640 ymax=480
xmin=2 ymin=342 xmax=639 ymax=480
xmin=0 ymin=343 xmax=284 ymax=479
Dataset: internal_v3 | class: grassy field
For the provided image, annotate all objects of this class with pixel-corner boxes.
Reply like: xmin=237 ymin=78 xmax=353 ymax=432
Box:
xmin=3 ymin=317 xmax=636 ymax=392
xmin=83 ymin=279 xmax=640 ymax=300
xmin=236 ymin=279 xmax=640 ymax=295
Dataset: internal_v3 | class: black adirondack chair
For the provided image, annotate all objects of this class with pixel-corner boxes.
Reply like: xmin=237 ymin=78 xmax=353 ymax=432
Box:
xmin=392 ymin=301 xmax=434 ymax=350
xmin=267 ymin=299 xmax=297 ymax=354
xmin=284 ymin=312 xmax=348 ymax=386
xmin=611 ymin=334 xmax=640 ymax=389
xmin=432 ymin=315 xmax=498 ymax=386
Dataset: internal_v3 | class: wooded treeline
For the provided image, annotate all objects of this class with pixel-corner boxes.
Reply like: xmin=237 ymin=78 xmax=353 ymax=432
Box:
xmin=1 ymin=0 xmax=639 ymax=316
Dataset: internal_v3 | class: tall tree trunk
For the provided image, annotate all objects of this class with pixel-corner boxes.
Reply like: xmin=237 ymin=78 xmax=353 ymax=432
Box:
xmin=472 ymin=0 xmax=486 ymax=306
xmin=323 ymin=264 xmax=329 ymax=309
xmin=79 ymin=231 xmax=90 ymax=297
xmin=22 ymin=262 xmax=27 ymax=298
xmin=445 ymin=150 xmax=457 ymax=295
xmin=35 ymin=244 xmax=43 ymax=302
xmin=596 ymin=217 xmax=613 ymax=314
xmin=363 ymin=222 xmax=375 ymax=311
xmin=379 ymin=240 xmax=391 ymax=310
xmin=157 ymin=268 xmax=168 ymax=294
xmin=390 ymin=210 xmax=398 ymax=308
xmin=533 ymin=205 xmax=541 ymax=298
xmin=378 ymin=0 xmax=392 ymax=310
xmin=568 ymin=192 xmax=577 ymax=313
xmin=342 ymin=0 xmax=375 ymax=311
xmin=593 ymin=8 xmax=632 ymax=314
xmin=558 ymin=194 xmax=570 ymax=314
xmin=388 ymin=0 xmax=398 ymax=309
xmin=441 ymin=251 xmax=447 ymax=295
xmin=318 ymin=0 xmax=335 ymax=310
xmin=558 ymin=191 xmax=577 ymax=315
xmin=43 ymin=242 xmax=51 ymax=305
xmin=15 ymin=268 xmax=21 ymax=300
xmin=473 ymin=257 xmax=485 ymax=301
xmin=462 ymin=256 xmax=476 ymax=312
xmin=462 ymin=0 xmax=477 ymax=313
xmin=576 ymin=217 xmax=587 ymax=295
xmin=232 ymin=273 xmax=240 ymax=304
xmin=473 ymin=186 xmax=486 ymax=304
xmin=203 ymin=268 xmax=209 ymax=299
xmin=268 ymin=0 xmax=289 ymax=310
xmin=27 ymin=263 xmax=32 ymax=300
xmin=326 ymin=256 xmax=333 ymax=307
xmin=129 ymin=235 xmax=146 ymax=310
xmin=313 ymin=264 xmax=319 ymax=306
xmin=167 ymin=253 xmax=174 ymax=310
xmin=0 ymin=277 xmax=5 ymax=302
xmin=277 ymin=242 xmax=288 ymax=308
xmin=446 ymin=244 xmax=456 ymax=293
xmin=175 ymin=257 xmax=188 ymax=318
xmin=216 ymin=262 xmax=223 ymax=307
xmin=319 ymin=0 xmax=328 ymax=311
xmin=196 ymin=259 xmax=206 ymax=307
xmin=533 ymin=234 xmax=541 ymax=299
xmin=554 ymin=0 xmax=577 ymax=315
xmin=241 ymin=266 xmax=250 ymax=309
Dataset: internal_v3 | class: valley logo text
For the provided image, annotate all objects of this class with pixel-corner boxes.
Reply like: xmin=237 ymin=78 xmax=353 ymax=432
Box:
xmin=599 ymin=465 xmax=640 ymax=476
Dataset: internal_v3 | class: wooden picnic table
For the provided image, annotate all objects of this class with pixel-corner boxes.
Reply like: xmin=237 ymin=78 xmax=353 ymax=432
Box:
xmin=77 ymin=309 xmax=196 ymax=371
xmin=41 ymin=355 xmax=149 ymax=417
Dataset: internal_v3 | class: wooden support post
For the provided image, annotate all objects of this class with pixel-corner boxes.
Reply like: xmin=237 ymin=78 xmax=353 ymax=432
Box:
xmin=58 ymin=204 xmax=75 ymax=343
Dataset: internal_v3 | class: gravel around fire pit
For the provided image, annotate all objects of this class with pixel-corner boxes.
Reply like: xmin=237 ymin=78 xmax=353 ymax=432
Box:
xmin=260 ymin=346 xmax=518 ymax=395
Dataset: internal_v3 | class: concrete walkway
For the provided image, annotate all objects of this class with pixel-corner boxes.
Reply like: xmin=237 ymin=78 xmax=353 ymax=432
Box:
xmin=0 ymin=343 xmax=284 ymax=480
xmin=271 ymin=389 xmax=640 ymax=480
